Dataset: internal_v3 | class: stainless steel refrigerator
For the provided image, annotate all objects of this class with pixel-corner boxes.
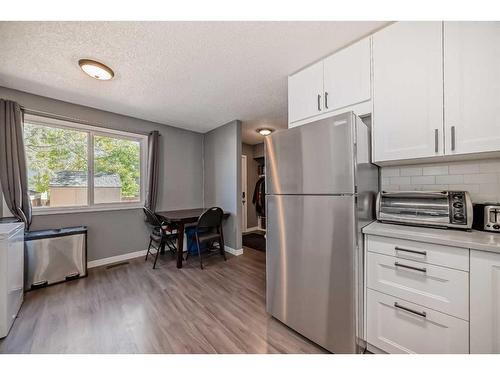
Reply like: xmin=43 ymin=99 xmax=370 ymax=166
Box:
xmin=265 ymin=112 xmax=378 ymax=353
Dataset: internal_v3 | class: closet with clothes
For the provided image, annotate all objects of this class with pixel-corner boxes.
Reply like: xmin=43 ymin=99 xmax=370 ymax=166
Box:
xmin=241 ymin=141 xmax=266 ymax=252
xmin=252 ymin=164 xmax=266 ymax=230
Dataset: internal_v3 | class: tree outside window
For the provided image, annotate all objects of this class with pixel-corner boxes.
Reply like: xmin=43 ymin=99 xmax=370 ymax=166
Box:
xmin=24 ymin=120 xmax=143 ymax=208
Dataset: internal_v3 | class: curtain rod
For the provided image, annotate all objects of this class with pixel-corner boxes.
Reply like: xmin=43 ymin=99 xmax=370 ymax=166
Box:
xmin=20 ymin=106 xmax=159 ymax=137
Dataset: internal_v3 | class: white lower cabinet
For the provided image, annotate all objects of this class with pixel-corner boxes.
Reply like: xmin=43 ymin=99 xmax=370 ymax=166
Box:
xmin=365 ymin=235 xmax=470 ymax=354
xmin=367 ymin=289 xmax=469 ymax=354
xmin=470 ymin=250 xmax=500 ymax=353
xmin=367 ymin=252 xmax=469 ymax=320
xmin=366 ymin=235 xmax=470 ymax=272
xmin=365 ymin=231 xmax=500 ymax=354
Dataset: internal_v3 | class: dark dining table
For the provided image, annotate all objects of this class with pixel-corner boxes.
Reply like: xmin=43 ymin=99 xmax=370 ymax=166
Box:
xmin=155 ymin=208 xmax=230 ymax=268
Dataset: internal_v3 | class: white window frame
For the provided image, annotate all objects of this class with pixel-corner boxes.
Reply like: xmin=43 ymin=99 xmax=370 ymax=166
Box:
xmin=24 ymin=113 xmax=148 ymax=215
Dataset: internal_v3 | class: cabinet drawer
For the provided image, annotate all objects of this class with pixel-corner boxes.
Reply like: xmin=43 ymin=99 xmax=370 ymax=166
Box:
xmin=367 ymin=289 xmax=469 ymax=354
xmin=367 ymin=235 xmax=469 ymax=271
xmin=367 ymin=252 xmax=469 ymax=320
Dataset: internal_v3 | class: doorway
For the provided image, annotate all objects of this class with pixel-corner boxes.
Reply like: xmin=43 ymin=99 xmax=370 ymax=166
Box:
xmin=241 ymin=142 xmax=266 ymax=252
xmin=241 ymin=154 xmax=247 ymax=233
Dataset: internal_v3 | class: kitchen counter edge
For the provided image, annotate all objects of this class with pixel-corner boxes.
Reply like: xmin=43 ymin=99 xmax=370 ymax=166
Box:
xmin=363 ymin=221 xmax=500 ymax=254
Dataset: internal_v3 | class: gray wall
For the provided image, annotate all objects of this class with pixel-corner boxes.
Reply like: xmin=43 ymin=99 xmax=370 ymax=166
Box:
xmin=0 ymin=86 xmax=204 ymax=261
xmin=242 ymin=143 xmax=259 ymax=229
xmin=203 ymin=120 xmax=242 ymax=250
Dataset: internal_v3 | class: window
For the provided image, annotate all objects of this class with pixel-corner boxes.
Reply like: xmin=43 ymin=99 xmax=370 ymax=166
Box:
xmin=23 ymin=114 xmax=147 ymax=212
xmin=93 ymin=135 xmax=141 ymax=204
xmin=24 ymin=122 xmax=89 ymax=208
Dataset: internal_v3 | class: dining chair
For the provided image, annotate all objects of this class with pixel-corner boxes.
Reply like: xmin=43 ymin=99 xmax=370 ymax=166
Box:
xmin=189 ymin=207 xmax=226 ymax=269
xmin=143 ymin=206 xmax=177 ymax=269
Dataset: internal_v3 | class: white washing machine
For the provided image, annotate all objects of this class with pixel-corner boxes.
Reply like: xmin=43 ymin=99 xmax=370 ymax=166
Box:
xmin=0 ymin=222 xmax=24 ymax=338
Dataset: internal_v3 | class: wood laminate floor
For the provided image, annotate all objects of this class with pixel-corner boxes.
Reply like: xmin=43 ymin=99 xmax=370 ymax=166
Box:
xmin=0 ymin=247 xmax=327 ymax=354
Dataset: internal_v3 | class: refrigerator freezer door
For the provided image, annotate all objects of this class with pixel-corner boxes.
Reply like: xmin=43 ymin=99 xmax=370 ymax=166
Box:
xmin=265 ymin=113 xmax=355 ymax=195
xmin=266 ymin=194 xmax=357 ymax=353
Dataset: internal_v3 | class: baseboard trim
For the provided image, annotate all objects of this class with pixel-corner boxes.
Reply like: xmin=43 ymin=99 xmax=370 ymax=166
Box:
xmin=88 ymin=249 xmax=147 ymax=269
xmin=225 ymin=246 xmax=243 ymax=256
xmin=88 ymin=245 xmax=243 ymax=268
xmin=366 ymin=343 xmax=386 ymax=354
xmin=243 ymin=226 xmax=259 ymax=233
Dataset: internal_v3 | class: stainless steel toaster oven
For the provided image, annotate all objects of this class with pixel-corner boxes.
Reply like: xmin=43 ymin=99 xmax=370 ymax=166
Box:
xmin=376 ymin=191 xmax=473 ymax=229
xmin=472 ymin=203 xmax=500 ymax=232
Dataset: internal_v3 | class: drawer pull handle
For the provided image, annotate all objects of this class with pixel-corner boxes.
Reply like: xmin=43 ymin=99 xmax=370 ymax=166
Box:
xmin=394 ymin=302 xmax=427 ymax=318
xmin=395 ymin=246 xmax=427 ymax=256
xmin=394 ymin=262 xmax=427 ymax=273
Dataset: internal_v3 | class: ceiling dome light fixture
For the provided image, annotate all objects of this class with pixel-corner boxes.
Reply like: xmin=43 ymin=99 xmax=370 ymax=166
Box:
xmin=78 ymin=59 xmax=114 ymax=81
xmin=258 ymin=128 xmax=273 ymax=136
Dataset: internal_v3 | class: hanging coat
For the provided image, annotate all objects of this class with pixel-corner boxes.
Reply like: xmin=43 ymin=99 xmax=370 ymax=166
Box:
xmin=252 ymin=176 xmax=265 ymax=217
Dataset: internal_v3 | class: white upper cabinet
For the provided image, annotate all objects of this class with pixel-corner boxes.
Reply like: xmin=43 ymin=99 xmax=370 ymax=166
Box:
xmin=289 ymin=22 xmax=500 ymax=161
xmin=323 ymin=38 xmax=371 ymax=113
xmin=444 ymin=22 xmax=500 ymax=156
xmin=470 ymin=250 xmax=500 ymax=354
xmin=288 ymin=61 xmax=324 ymax=124
xmin=288 ymin=37 xmax=372 ymax=127
xmin=372 ymin=22 xmax=444 ymax=163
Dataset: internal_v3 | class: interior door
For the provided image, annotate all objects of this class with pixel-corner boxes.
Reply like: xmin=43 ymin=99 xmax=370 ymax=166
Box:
xmin=288 ymin=60 xmax=324 ymax=124
xmin=372 ymin=22 xmax=444 ymax=162
xmin=323 ymin=38 xmax=371 ymax=113
xmin=444 ymin=22 xmax=500 ymax=155
xmin=266 ymin=194 xmax=357 ymax=353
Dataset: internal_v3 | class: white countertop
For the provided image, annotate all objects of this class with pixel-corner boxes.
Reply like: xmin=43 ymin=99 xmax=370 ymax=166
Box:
xmin=0 ymin=222 xmax=24 ymax=240
xmin=363 ymin=221 xmax=500 ymax=254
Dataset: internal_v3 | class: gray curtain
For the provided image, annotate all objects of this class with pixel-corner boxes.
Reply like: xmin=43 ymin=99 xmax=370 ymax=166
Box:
xmin=0 ymin=99 xmax=32 ymax=228
xmin=145 ymin=130 xmax=160 ymax=211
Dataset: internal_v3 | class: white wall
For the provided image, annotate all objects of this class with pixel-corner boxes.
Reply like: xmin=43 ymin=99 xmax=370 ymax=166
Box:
xmin=381 ymin=158 xmax=500 ymax=203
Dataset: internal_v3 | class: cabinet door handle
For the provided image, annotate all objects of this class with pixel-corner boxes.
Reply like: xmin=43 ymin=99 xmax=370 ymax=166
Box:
xmin=395 ymin=246 xmax=427 ymax=256
xmin=324 ymin=92 xmax=329 ymax=109
xmin=394 ymin=302 xmax=427 ymax=318
xmin=394 ymin=261 xmax=427 ymax=273
xmin=317 ymin=94 xmax=322 ymax=111
xmin=451 ymin=126 xmax=456 ymax=151
xmin=434 ymin=128 xmax=439 ymax=153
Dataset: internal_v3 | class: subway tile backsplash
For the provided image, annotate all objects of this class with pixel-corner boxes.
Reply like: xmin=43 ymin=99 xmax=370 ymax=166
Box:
xmin=380 ymin=158 xmax=500 ymax=203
